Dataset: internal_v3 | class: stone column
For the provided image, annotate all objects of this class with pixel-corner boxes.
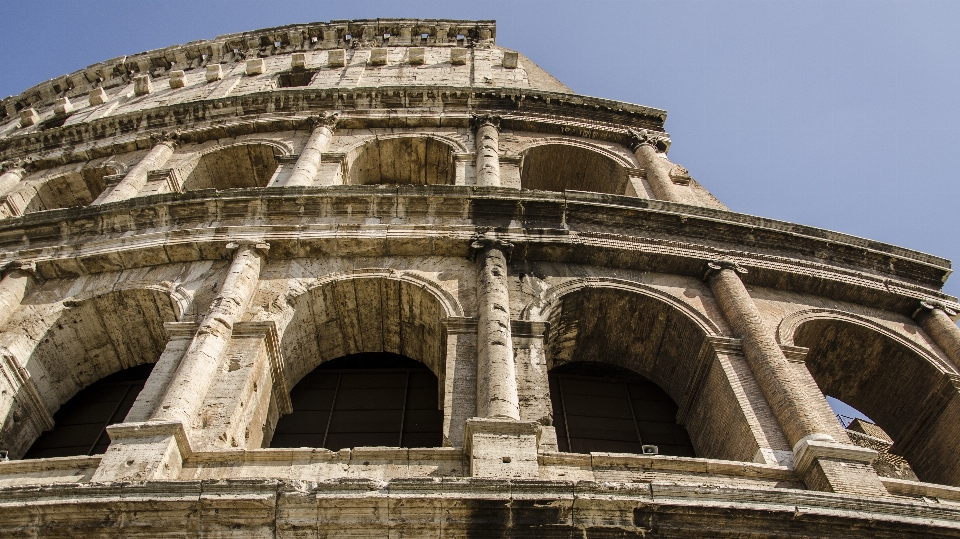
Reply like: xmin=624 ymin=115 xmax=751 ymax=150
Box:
xmin=152 ymin=241 xmax=269 ymax=426
xmin=628 ymin=128 xmax=683 ymax=203
xmin=94 ymin=138 xmax=176 ymax=205
xmin=472 ymin=115 xmax=502 ymax=187
xmin=705 ymin=260 xmax=883 ymax=494
xmin=0 ymin=165 xmax=25 ymax=196
xmin=274 ymin=114 xmax=337 ymax=187
xmin=92 ymin=242 xmax=268 ymax=483
xmin=914 ymin=301 xmax=960 ymax=367
xmin=472 ymin=233 xmax=520 ymax=420
xmin=0 ymin=262 xmax=39 ymax=329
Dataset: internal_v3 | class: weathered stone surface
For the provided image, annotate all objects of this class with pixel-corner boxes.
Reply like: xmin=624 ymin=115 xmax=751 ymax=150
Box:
xmin=0 ymin=16 xmax=958 ymax=538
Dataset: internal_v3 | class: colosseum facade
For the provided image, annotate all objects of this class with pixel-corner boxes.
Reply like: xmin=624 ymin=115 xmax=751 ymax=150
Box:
xmin=1 ymin=18 xmax=960 ymax=538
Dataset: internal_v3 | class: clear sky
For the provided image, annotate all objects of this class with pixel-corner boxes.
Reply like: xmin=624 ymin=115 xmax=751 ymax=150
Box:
xmin=2 ymin=0 xmax=958 ymax=423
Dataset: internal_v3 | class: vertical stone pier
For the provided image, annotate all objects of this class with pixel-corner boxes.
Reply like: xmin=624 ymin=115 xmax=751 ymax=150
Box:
xmin=705 ymin=260 xmax=884 ymax=495
xmin=274 ymin=114 xmax=337 ymax=187
xmin=94 ymin=138 xmax=177 ymax=205
xmin=915 ymin=301 xmax=960 ymax=368
xmin=0 ymin=164 xmax=25 ymax=196
xmin=628 ymin=128 xmax=683 ymax=203
xmin=0 ymin=262 xmax=39 ymax=329
xmin=92 ymin=242 xmax=268 ymax=482
xmin=466 ymin=232 xmax=539 ymax=478
xmin=472 ymin=115 xmax=502 ymax=187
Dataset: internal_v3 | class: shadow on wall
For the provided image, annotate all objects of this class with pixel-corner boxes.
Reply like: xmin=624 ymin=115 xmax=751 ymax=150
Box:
xmin=520 ymin=143 xmax=628 ymax=194
xmin=347 ymin=137 xmax=455 ymax=186
xmin=183 ymin=144 xmax=281 ymax=191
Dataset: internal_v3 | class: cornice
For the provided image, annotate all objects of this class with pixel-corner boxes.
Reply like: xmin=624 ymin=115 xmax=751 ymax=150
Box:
xmin=0 ymin=87 xmax=666 ymax=162
xmin=0 ymin=187 xmax=949 ymax=316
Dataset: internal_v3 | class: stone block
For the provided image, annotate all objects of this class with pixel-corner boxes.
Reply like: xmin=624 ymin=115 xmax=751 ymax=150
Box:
xmin=328 ymin=49 xmax=345 ymax=68
xmin=502 ymin=50 xmax=519 ymax=69
xmin=133 ymin=74 xmax=152 ymax=96
xmin=169 ymin=70 xmax=186 ymax=89
xmin=450 ymin=47 xmax=467 ymax=65
xmin=408 ymin=47 xmax=425 ymax=65
xmin=291 ymin=52 xmax=306 ymax=70
xmin=206 ymin=64 xmax=223 ymax=82
xmin=18 ymin=108 xmax=38 ymax=127
xmin=246 ymin=58 xmax=264 ymax=75
xmin=87 ymin=87 xmax=107 ymax=105
xmin=464 ymin=418 xmax=540 ymax=479
xmin=54 ymin=96 xmax=73 ymax=116
xmin=369 ymin=48 xmax=388 ymax=66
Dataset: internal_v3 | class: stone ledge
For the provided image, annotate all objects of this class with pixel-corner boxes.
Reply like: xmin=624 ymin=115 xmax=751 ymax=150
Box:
xmin=540 ymin=451 xmax=795 ymax=481
xmin=794 ymin=438 xmax=878 ymax=476
xmin=105 ymin=420 xmax=193 ymax=459
xmin=0 ymin=455 xmax=101 ymax=475
xmin=882 ymin=477 xmax=960 ymax=503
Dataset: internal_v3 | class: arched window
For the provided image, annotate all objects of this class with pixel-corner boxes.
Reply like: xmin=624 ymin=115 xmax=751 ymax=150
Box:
xmin=520 ymin=143 xmax=628 ymax=194
xmin=347 ymin=137 xmax=455 ymax=185
xmin=270 ymin=352 xmax=442 ymax=450
xmin=23 ymin=363 xmax=154 ymax=459
xmin=182 ymin=143 xmax=281 ymax=191
xmin=20 ymin=168 xmax=112 ymax=214
xmin=549 ymin=361 xmax=695 ymax=456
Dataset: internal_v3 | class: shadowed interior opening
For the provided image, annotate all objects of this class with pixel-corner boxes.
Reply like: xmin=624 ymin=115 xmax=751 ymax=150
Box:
xmin=549 ymin=361 xmax=695 ymax=456
xmin=348 ymin=137 xmax=455 ymax=185
xmin=24 ymin=363 xmax=154 ymax=459
xmin=270 ymin=352 xmax=443 ymax=450
xmin=22 ymin=168 xmax=112 ymax=214
xmin=520 ymin=144 xmax=628 ymax=194
xmin=183 ymin=143 xmax=280 ymax=191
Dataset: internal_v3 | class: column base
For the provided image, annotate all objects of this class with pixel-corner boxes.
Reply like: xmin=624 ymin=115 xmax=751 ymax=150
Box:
xmin=90 ymin=421 xmax=192 ymax=482
xmin=794 ymin=436 xmax=885 ymax=495
xmin=465 ymin=418 xmax=541 ymax=479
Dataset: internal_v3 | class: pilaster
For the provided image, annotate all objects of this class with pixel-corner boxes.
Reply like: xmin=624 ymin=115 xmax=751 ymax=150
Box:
xmin=472 ymin=115 xmax=502 ymax=187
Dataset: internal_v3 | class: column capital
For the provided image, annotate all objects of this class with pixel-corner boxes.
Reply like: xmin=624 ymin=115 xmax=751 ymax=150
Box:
xmin=308 ymin=112 xmax=339 ymax=130
xmin=1 ymin=260 xmax=40 ymax=280
xmin=914 ymin=299 xmax=959 ymax=318
xmin=470 ymin=232 xmax=513 ymax=261
xmin=470 ymin=114 xmax=502 ymax=131
xmin=703 ymin=259 xmax=748 ymax=281
xmin=149 ymin=130 xmax=181 ymax=149
xmin=226 ymin=241 xmax=270 ymax=259
xmin=627 ymin=128 xmax=671 ymax=153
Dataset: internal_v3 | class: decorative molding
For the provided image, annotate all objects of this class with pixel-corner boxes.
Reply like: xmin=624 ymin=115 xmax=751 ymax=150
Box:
xmin=510 ymin=320 xmax=548 ymax=338
xmin=627 ymin=127 xmax=672 ymax=153
xmin=669 ymin=164 xmax=692 ymax=185
xmin=105 ymin=420 xmax=193 ymax=459
xmin=0 ymin=352 xmax=55 ymax=432
xmin=703 ymin=259 xmax=749 ymax=281
xmin=147 ymin=168 xmax=183 ymax=193
xmin=233 ymin=320 xmax=293 ymax=415
xmin=470 ymin=114 xmax=502 ymax=131
xmin=442 ymin=317 xmax=478 ymax=334
xmin=470 ymin=232 xmax=514 ymax=261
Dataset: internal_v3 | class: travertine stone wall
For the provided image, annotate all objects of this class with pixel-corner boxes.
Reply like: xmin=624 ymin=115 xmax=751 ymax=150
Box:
xmin=1 ymin=17 xmax=960 ymax=537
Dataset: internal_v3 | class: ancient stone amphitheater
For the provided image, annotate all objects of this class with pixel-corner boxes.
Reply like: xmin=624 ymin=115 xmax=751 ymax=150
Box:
xmin=1 ymin=18 xmax=959 ymax=537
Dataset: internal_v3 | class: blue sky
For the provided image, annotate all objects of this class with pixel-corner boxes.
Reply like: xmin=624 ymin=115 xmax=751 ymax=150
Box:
xmin=2 ymin=0 xmax=957 ymax=423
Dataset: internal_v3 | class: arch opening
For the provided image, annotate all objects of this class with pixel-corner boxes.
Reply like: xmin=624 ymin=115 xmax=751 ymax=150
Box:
xmin=270 ymin=352 xmax=442 ymax=450
xmin=543 ymin=286 xmax=789 ymax=463
xmin=23 ymin=168 xmax=112 ymax=214
xmin=24 ymin=363 xmax=154 ymax=459
xmin=520 ymin=143 xmax=628 ymax=194
xmin=0 ymin=289 xmax=177 ymax=459
xmin=347 ymin=137 xmax=455 ymax=186
xmin=795 ymin=318 xmax=960 ymax=485
xmin=183 ymin=143 xmax=281 ymax=191
xmin=550 ymin=361 xmax=695 ymax=456
xmin=275 ymin=277 xmax=448 ymax=449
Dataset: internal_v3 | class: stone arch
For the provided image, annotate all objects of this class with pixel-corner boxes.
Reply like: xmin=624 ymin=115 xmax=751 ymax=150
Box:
xmin=518 ymin=139 xmax=633 ymax=195
xmin=279 ymin=273 xmax=453 ymax=390
xmin=344 ymin=135 xmax=462 ymax=186
xmin=182 ymin=141 xmax=287 ymax=191
xmin=1 ymin=288 xmax=178 ymax=458
xmin=523 ymin=278 xmax=722 ymax=336
xmin=14 ymin=165 xmax=117 ymax=215
xmin=536 ymin=281 xmax=791 ymax=463
xmin=785 ymin=308 xmax=960 ymax=486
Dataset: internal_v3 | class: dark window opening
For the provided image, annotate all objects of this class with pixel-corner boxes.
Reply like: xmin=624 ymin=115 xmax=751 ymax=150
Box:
xmin=549 ymin=362 xmax=695 ymax=457
xmin=278 ymin=69 xmax=319 ymax=88
xmin=24 ymin=363 xmax=154 ymax=459
xmin=270 ymin=352 xmax=443 ymax=451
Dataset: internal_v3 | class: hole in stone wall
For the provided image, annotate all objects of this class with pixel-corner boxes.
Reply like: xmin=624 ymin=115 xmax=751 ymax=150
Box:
xmin=277 ymin=69 xmax=319 ymax=88
xmin=182 ymin=143 xmax=280 ymax=191
xmin=421 ymin=33 xmax=429 ymax=44
xmin=549 ymin=361 xmax=696 ymax=457
xmin=520 ymin=143 xmax=629 ymax=195
xmin=269 ymin=353 xmax=443 ymax=451
xmin=23 ymin=364 xmax=156 ymax=459
xmin=348 ymin=137 xmax=456 ymax=186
